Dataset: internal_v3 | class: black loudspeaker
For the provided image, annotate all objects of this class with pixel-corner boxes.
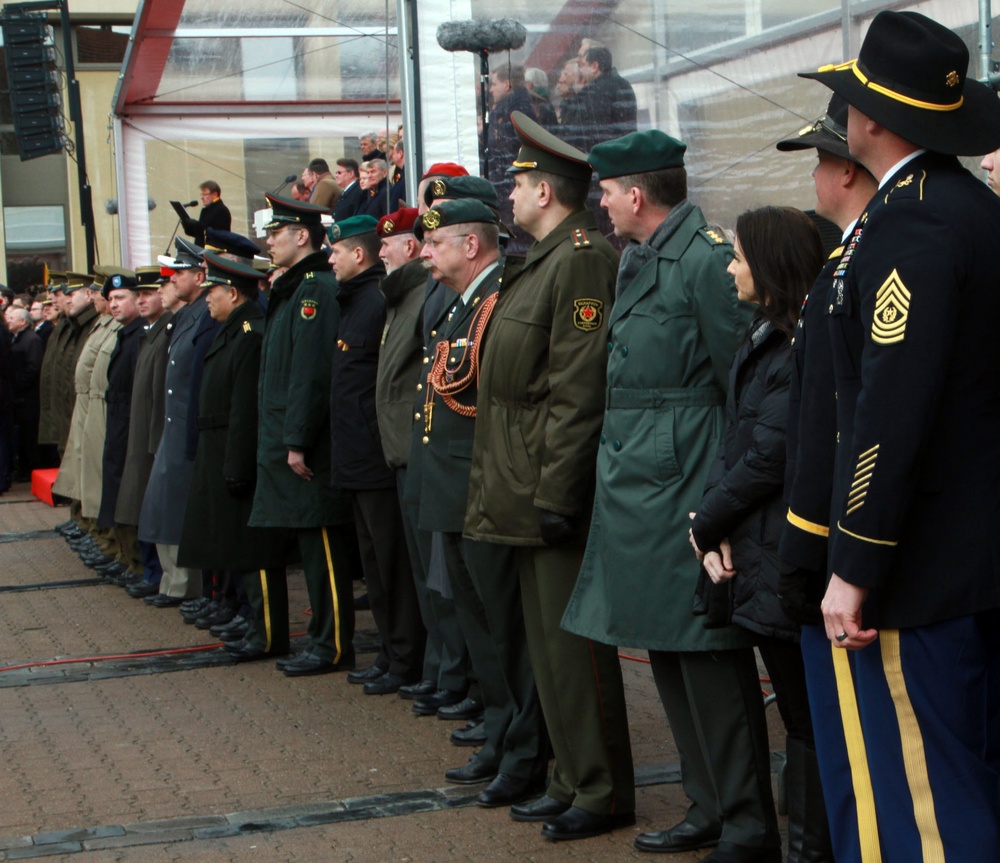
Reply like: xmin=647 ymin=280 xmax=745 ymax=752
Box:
xmin=1 ymin=12 xmax=65 ymax=161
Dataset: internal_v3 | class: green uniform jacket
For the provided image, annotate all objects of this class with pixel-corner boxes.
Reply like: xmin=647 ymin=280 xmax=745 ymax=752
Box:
xmin=37 ymin=316 xmax=69 ymax=446
xmin=465 ymin=210 xmax=616 ymax=546
xmin=179 ymin=302 xmax=289 ymax=569
xmin=562 ymin=204 xmax=754 ymax=651
xmin=375 ymin=259 xmax=426 ymax=469
xmin=250 ymin=251 xmax=345 ymax=529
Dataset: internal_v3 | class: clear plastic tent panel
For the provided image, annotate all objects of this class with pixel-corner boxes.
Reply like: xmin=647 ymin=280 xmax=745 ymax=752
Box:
xmin=449 ymin=0 xmax=988 ymax=229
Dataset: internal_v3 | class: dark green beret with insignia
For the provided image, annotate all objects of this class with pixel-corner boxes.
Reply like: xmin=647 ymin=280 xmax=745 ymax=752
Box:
xmin=202 ymin=250 xmax=263 ymax=296
xmin=423 ymin=174 xmax=500 ymax=212
xmin=413 ymin=199 xmax=498 ymax=241
xmin=135 ymin=266 xmax=161 ymax=287
xmin=264 ymin=192 xmax=329 ymax=230
xmin=327 ymin=214 xmax=379 ymax=245
xmin=507 ymin=111 xmax=592 ymax=182
xmin=588 ymin=130 xmax=687 ymax=180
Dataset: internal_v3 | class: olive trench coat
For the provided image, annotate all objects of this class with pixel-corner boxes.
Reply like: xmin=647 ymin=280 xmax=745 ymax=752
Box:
xmin=178 ymin=301 xmax=289 ymax=569
xmin=115 ymin=313 xmax=173 ymax=526
xmin=52 ymin=315 xmax=119 ymax=507
xmin=562 ymin=204 xmax=755 ymax=652
xmin=249 ymin=251 xmax=346 ymax=529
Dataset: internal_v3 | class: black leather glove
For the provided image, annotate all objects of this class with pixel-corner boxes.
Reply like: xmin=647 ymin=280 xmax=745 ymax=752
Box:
xmin=778 ymin=566 xmax=825 ymax=626
xmin=538 ymin=509 xmax=577 ymax=547
xmin=224 ymin=476 xmax=255 ymax=499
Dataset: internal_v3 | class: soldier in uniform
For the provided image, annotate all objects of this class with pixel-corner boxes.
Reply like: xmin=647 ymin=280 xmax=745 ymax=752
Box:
xmin=414 ymin=199 xmax=547 ymax=806
xmin=465 ymin=112 xmax=634 ymax=840
xmin=250 ymin=193 xmax=355 ymax=677
xmin=560 ymin=131 xmax=775 ymax=861
xmin=801 ymin=12 xmax=1000 ymax=861
xmin=774 ymin=95 xmax=875 ymax=863
xmin=117 ymin=267 xmax=173 ymax=599
xmin=179 ymin=252 xmax=290 ymax=661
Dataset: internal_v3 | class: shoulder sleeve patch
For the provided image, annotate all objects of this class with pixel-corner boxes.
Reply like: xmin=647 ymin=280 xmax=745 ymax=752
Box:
xmin=871 ymin=268 xmax=910 ymax=345
xmin=573 ymin=298 xmax=603 ymax=331
xmin=571 ymin=228 xmax=591 ymax=249
xmin=300 ymin=299 xmax=318 ymax=320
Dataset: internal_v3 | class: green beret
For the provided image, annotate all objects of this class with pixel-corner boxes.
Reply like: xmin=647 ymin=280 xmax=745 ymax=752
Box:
xmin=507 ymin=111 xmax=592 ymax=182
xmin=327 ymin=214 xmax=379 ymax=244
xmin=423 ymin=175 xmax=499 ymax=211
xmin=588 ymin=130 xmax=687 ymax=180
xmin=414 ymin=199 xmax=498 ymax=241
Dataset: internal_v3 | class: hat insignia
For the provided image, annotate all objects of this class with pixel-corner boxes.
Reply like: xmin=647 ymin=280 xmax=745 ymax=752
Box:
xmin=382 ymin=219 xmax=395 ymax=234
xmin=329 ymin=224 xmax=341 ymax=240
xmin=431 ymin=179 xmax=447 ymax=197
xmin=945 ymin=70 xmax=960 ymax=87
xmin=422 ymin=210 xmax=442 ymax=230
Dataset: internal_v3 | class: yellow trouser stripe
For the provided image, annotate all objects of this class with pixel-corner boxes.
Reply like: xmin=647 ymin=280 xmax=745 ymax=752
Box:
xmin=880 ymin=631 xmax=945 ymax=863
xmin=259 ymin=569 xmax=272 ymax=653
xmin=321 ymin=527 xmax=342 ymax=664
xmin=832 ymin=646 xmax=883 ymax=863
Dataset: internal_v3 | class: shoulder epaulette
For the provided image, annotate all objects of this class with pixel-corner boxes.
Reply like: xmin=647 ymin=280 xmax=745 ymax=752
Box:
xmin=571 ymin=228 xmax=591 ymax=249
xmin=242 ymin=320 xmax=252 ymax=333
xmin=304 ymin=272 xmax=314 ymax=279
xmin=828 ymin=245 xmax=845 ymax=260
xmin=883 ymin=169 xmax=927 ymax=204
xmin=701 ymin=225 xmax=729 ymax=246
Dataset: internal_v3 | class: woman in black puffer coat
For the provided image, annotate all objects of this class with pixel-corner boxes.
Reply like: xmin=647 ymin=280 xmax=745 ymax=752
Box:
xmin=689 ymin=206 xmax=832 ymax=863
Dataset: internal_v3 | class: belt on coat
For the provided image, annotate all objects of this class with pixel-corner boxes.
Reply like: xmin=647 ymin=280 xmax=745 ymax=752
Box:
xmin=607 ymin=386 xmax=724 ymax=409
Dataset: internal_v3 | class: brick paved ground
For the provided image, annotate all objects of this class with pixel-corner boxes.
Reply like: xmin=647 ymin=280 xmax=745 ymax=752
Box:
xmin=0 ymin=480 xmax=788 ymax=862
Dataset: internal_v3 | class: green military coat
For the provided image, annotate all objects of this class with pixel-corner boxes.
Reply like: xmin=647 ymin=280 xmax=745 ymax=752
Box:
xmin=249 ymin=251 xmax=345 ymax=529
xmin=562 ymin=204 xmax=754 ymax=652
xmin=37 ymin=316 xmax=69 ymax=446
xmin=465 ymin=210 xmax=616 ymax=546
xmin=179 ymin=301 xmax=289 ymax=569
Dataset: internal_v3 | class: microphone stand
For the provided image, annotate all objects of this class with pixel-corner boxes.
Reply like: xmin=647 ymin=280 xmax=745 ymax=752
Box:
xmin=478 ymin=49 xmax=490 ymax=179
xmin=271 ymin=175 xmax=297 ymax=196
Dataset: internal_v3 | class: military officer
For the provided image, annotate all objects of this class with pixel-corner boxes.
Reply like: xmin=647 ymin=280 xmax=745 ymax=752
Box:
xmin=560 ymin=131 xmax=774 ymax=861
xmin=178 ymin=252 xmax=290 ymax=660
xmin=465 ymin=112 xmax=634 ymax=841
xmin=414 ymin=199 xmax=547 ymax=806
xmin=250 ymin=193 xmax=355 ymax=677
xmin=774 ymin=95 xmax=875 ymax=863
xmin=801 ymin=12 xmax=1000 ymax=861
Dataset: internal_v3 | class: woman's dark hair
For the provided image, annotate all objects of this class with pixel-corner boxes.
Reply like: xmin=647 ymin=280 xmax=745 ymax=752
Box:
xmin=734 ymin=206 xmax=824 ymax=340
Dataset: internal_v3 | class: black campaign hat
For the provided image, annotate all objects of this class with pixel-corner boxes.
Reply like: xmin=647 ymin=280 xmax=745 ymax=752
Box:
xmin=801 ymin=11 xmax=1000 ymax=156
xmin=777 ymin=94 xmax=854 ymax=162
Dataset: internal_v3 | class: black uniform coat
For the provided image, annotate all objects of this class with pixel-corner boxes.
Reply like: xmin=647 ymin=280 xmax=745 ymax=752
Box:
xmin=358 ymin=179 xmax=389 ymax=220
xmin=10 ymin=328 xmax=43 ymax=423
xmin=179 ymin=301 xmax=289 ymax=569
xmin=249 ymin=251 xmax=346 ymax=528
xmin=375 ymin=259 xmax=425 ymax=469
xmin=691 ymin=319 xmax=799 ymax=641
xmin=414 ymin=265 xmax=501 ymax=533
xmin=183 ymin=198 xmax=231 ymax=247
xmin=827 ymin=152 xmax=1000 ymax=628
xmin=98 ymin=316 xmax=144 ymax=528
xmin=115 ymin=313 xmax=173 ymax=526
xmin=34 ymin=320 xmax=53 ymax=347
xmin=329 ymin=261 xmax=394 ymax=490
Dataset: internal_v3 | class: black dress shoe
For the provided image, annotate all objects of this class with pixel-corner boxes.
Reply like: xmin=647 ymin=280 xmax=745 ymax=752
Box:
xmin=698 ymin=842 xmax=782 ymax=863
xmin=180 ymin=597 xmax=210 ymax=613
xmin=275 ymin=651 xmax=304 ymax=670
xmin=634 ymin=821 xmax=721 ymax=854
xmin=510 ymin=795 xmax=571 ymax=822
xmin=224 ymin=639 xmax=279 ymax=663
xmin=55 ymin=519 xmax=76 ymax=533
xmin=346 ymin=664 xmax=386 ymax=685
xmin=364 ymin=672 xmax=409 ymax=695
xmin=144 ymin=593 xmax=183 ymax=608
xmin=182 ymin=600 xmax=216 ymax=623
xmin=476 ymin=774 xmax=546 ymax=808
xmin=69 ymin=538 xmax=97 ymax=552
xmin=282 ymin=652 xmax=338 ymax=677
xmin=96 ymin=563 xmax=128 ymax=582
xmin=413 ymin=688 xmax=468 ymax=716
xmin=210 ymin=614 xmax=249 ymax=638
xmin=444 ymin=757 xmax=498 ymax=785
xmin=126 ymin=582 xmax=160 ymax=599
xmin=398 ymin=679 xmax=437 ymax=700
xmin=83 ymin=554 xmax=115 ymax=569
xmin=450 ymin=720 xmax=488 ymax=747
xmin=195 ymin=605 xmax=237 ymax=630
xmin=541 ymin=807 xmax=636 ymax=841
xmin=437 ymin=695 xmax=484 ymax=721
